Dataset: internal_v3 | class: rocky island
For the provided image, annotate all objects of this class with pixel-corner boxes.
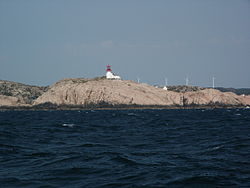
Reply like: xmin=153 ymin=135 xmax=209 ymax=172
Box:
xmin=0 ymin=78 xmax=249 ymax=110
xmin=0 ymin=80 xmax=48 ymax=107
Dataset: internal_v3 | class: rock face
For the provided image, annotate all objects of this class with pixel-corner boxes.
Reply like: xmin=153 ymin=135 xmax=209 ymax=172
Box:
xmin=183 ymin=89 xmax=250 ymax=106
xmin=34 ymin=78 xmax=182 ymax=106
xmin=33 ymin=78 xmax=250 ymax=107
xmin=0 ymin=80 xmax=48 ymax=106
xmin=0 ymin=95 xmax=24 ymax=106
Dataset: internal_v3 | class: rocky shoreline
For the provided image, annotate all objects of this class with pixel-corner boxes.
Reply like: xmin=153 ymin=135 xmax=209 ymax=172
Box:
xmin=0 ymin=78 xmax=249 ymax=110
xmin=0 ymin=104 xmax=247 ymax=111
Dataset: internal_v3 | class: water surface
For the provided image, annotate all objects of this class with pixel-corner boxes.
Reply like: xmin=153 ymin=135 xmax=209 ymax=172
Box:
xmin=0 ymin=109 xmax=250 ymax=187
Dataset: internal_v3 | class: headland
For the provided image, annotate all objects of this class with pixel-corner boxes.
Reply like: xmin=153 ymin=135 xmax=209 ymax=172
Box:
xmin=0 ymin=78 xmax=249 ymax=110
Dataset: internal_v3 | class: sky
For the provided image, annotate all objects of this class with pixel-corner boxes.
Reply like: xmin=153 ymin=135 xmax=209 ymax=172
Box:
xmin=0 ymin=0 xmax=249 ymax=87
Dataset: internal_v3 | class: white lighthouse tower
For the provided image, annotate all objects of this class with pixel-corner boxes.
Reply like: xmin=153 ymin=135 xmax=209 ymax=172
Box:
xmin=106 ymin=65 xmax=121 ymax=80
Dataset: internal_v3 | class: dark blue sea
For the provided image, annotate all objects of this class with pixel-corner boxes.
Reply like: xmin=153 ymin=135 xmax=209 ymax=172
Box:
xmin=0 ymin=109 xmax=250 ymax=188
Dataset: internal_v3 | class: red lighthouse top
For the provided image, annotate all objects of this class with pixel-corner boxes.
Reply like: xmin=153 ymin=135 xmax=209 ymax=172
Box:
xmin=106 ymin=65 xmax=112 ymax=72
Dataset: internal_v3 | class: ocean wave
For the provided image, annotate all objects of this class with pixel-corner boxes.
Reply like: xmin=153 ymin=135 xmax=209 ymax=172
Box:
xmin=62 ymin=123 xmax=75 ymax=127
xmin=167 ymin=175 xmax=238 ymax=187
xmin=111 ymin=155 xmax=141 ymax=166
xmin=0 ymin=109 xmax=249 ymax=187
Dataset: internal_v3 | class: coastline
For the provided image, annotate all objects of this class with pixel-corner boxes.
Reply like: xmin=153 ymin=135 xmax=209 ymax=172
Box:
xmin=0 ymin=104 xmax=247 ymax=111
xmin=1 ymin=79 xmax=250 ymax=110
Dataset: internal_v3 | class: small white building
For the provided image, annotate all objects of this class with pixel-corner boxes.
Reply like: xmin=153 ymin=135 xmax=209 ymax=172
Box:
xmin=106 ymin=65 xmax=121 ymax=80
xmin=163 ymin=78 xmax=168 ymax=90
xmin=163 ymin=86 xmax=168 ymax=90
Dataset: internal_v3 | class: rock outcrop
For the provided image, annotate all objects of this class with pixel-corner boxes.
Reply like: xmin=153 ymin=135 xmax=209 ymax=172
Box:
xmin=34 ymin=78 xmax=183 ymax=106
xmin=33 ymin=78 xmax=250 ymax=107
xmin=0 ymin=80 xmax=48 ymax=106
xmin=0 ymin=95 xmax=24 ymax=106
xmin=183 ymin=89 xmax=250 ymax=106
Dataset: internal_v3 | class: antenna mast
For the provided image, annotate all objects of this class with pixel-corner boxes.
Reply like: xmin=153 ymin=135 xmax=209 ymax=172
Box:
xmin=165 ymin=78 xmax=168 ymax=86
xmin=185 ymin=77 xmax=189 ymax=86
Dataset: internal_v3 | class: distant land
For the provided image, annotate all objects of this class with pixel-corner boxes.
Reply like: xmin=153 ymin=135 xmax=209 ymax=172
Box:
xmin=0 ymin=78 xmax=250 ymax=110
xmin=165 ymin=85 xmax=250 ymax=95
xmin=214 ymin=87 xmax=250 ymax=95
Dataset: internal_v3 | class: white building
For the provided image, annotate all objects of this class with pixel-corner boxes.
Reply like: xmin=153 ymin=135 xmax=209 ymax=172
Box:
xmin=163 ymin=86 xmax=168 ymax=90
xmin=106 ymin=65 xmax=121 ymax=80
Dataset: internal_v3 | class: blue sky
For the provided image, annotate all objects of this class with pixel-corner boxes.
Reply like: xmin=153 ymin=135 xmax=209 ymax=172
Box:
xmin=0 ymin=0 xmax=249 ymax=87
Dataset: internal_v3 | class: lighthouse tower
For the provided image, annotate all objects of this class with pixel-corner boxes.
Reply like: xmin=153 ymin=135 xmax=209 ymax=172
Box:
xmin=106 ymin=65 xmax=121 ymax=80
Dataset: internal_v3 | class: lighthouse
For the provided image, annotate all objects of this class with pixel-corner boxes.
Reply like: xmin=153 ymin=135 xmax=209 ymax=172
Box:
xmin=106 ymin=65 xmax=121 ymax=80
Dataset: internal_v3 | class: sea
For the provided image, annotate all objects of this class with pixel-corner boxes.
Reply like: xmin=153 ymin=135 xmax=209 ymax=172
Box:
xmin=0 ymin=108 xmax=249 ymax=188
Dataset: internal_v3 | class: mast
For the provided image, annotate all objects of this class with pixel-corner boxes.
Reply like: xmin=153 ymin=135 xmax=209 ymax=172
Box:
xmin=163 ymin=77 xmax=168 ymax=90
xmin=165 ymin=78 xmax=168 ymax=86
xmin=185 ymin=77 xmax=189 ymax=86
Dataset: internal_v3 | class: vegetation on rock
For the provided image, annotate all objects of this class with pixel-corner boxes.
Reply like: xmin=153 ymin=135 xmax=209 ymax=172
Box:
xmin=0 ymin=80 xmax=48 ymax=104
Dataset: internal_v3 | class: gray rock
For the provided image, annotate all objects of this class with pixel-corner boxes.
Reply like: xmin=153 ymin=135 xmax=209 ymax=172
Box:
xmin=0 ymin=80 xmax=48 ymax=105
